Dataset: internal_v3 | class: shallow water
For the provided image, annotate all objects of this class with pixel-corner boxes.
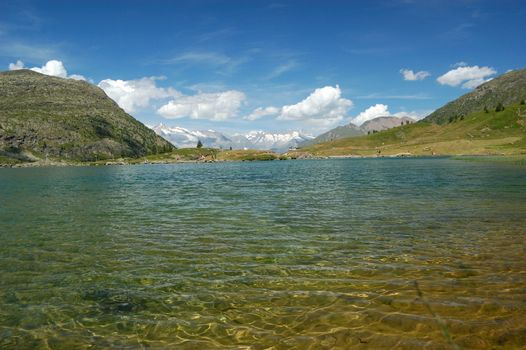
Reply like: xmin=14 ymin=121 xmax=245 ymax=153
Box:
xmin=0 ymin=158 xmax=525 ymax=349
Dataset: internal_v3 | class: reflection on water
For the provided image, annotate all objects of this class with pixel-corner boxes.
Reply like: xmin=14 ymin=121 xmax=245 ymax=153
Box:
xmin=0 ymin=158 xmax=525 ymax=349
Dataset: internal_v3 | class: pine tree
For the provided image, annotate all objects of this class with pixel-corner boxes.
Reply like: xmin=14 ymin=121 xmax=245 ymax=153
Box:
xmin=196 ymin=140 xmax=203 ymax=148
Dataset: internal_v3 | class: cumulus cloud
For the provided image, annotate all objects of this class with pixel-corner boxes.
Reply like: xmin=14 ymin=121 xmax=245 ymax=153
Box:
xmin=8 ymin=60 xmax=24 ymax=70
xmin=30 ymin=60 xmax=68 ymax=78
xmin=278 ymin=85 xmax=352 ymax=127
xmin=8 ymin=59 xmax=86 ymax=81
xmin=352 ymin=105 xmax=430 ymax=125
xmin=158 ymin=90 xmax=246 ymax=121
xmin=400 ymin=68 xmax=430 ymax=81
xmin=352 ymin=104 xmax=390 ymax=126
xmin=437 ymin=65 xmax=496 ymax=89
xmin=244 ymin=106 xmax=280 ymax=121
xmin=98 ymin=77 xmax=179 ymax=113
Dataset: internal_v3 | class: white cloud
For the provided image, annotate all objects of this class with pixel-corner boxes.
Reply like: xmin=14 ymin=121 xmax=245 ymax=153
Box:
xmin=164 ymin=52 xmax=232 ymax=66
xmin=69 ymin=74 xmax=87 ymax=81
xmin=278 ymin=85 xmax=352 ymax=128
xmin=30 ymin=59 xmax=68 ymax=78
xmin=352 ymin=105 xmax=432 ymax=125
xmin=8 ymin=59 xmax=86 ymax=81
xmin=161 ymin=51 xmax=250 ymax=74
xmin=352 ymin=104 xmax=391 ymax=126
xmin=8 ymin=60 xmax=24 ymax=70
xmin=98 ymin=77 xmax=179 ymax=113
xmin=460 ymin=78 xmax=489 ymax=89
xmin=437 ymin=65 xmax=496 ymax=89
xmin=400 ymin=68 xmax=430 ymax=81
xmin=266 ymin=60 xmax=297 ymax=80
xmin=158 ymin=90 xmax=246 ymax=121
xmin=393 ymin=110 xmax=430 ymax=121
xmin=244 ymin=106 xmax=280 ymax=121
xmin=452 ymin=61 xmax=468 ymax=68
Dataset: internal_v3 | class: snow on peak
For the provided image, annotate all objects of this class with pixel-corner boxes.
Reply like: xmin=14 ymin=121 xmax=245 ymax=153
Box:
xmin=150 ymin=124 xmax=313 ymax=151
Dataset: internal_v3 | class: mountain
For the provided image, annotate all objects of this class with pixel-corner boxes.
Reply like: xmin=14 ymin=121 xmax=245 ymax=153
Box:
xmin=300 ymin=122 xmax=364 ymax=147
xmin=300 ymin=116 xmax=415 ymax=147
xmin=151 ymin=124 xmax=313 ymax=151
xmin=298 ymin=101 xmax=526 ymax=157
xmin=241 ymin=130 xmax=313 ymax=151
xmin=151 ymin=124 xmax=231 ymax=149
xmin=360 ymin=116 xmax=415 ymax=132
xmin=0 ymin=70 xmax=173 ymax=163
xmin=424 ymin=68 xmax=526 ymax=124
xmin=298 ymin=69 xmax=526 ymax=156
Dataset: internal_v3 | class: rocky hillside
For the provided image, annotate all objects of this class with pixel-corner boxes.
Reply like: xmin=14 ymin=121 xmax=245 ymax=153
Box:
xmin=300 ymin=123 xmax=364 ymax=147
xmin=0 ymin=70 xmax=173 ymax=163
xmin=424 ymin=68 xmax=526 ymax=124
xmin=300 ymin=116 xmax=415 ymax=147
xmin=360 ymin=116 xmax=414 ymax=132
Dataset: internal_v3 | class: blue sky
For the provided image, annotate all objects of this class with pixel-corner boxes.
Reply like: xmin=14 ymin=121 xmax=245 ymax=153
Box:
xmin=1 ymin=0 xmax=525 ymax=135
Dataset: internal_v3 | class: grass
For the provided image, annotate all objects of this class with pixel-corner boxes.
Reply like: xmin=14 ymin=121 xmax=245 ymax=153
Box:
xmin=298 ymin=103 xmax=526 ymax=157
xmin=216 ymin=150 xmax=279 ymax=161
xmin=0 ymin=155 xmax=22 ymax=166
xmin=80 ymin=148 xmax=283 ymax=166
xmin=0 ymin=147 xmax=287 ymax=166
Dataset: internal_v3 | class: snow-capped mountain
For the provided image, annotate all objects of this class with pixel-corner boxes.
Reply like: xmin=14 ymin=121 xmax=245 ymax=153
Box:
xmin=151 ymin=124 xmax=231 ymax=149
xmin=150 ymin=124 xmax=313 ymax=151
xmin=242 ymin=130 xmax=312 ymax=150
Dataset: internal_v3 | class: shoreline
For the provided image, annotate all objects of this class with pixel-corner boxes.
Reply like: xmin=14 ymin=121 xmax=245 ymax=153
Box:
xmin=1 ymin=153 xmax=525 ymax=168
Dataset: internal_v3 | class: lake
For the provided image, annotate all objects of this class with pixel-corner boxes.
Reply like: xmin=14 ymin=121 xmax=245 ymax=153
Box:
xmin=0 ymin=158 xmax=525 ymax=349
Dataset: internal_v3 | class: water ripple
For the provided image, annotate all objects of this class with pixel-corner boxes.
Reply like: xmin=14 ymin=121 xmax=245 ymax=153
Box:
xmin=1 ymin=158 xmax=525 ymax=349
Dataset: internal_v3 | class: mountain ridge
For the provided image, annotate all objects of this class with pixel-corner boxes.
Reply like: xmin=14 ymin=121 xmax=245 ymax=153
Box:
xmin=151 ymin=123 xmax=314 ymax=151
xmin=300 ymin=115 xmax=415 ymax=147
xmin=297 ymin=69 xmax=526 ymax=156
xmin=0 ymin=69 xmax=173 ymax=163
xmin=424 ymin=68 xmax=526 ymax=124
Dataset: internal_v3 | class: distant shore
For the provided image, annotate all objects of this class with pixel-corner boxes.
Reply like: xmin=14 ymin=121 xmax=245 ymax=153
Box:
xmin=2 ymin=151 xmax=525 ymax=168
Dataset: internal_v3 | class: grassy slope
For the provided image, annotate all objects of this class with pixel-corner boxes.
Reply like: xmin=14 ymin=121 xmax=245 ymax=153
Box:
xmin=301 ymin=103 xmax=526 ymax=156
xmin=424 ymin=68 xmax=526 ymax=124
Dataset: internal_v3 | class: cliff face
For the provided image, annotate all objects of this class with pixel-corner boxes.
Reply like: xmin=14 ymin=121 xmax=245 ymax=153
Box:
xmin=0 ymin=70 xmax=174 ymax=162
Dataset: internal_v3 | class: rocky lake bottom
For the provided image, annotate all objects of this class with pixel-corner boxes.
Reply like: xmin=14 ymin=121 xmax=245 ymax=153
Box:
xmin=0 ymin=158 xmax=525 ymax=349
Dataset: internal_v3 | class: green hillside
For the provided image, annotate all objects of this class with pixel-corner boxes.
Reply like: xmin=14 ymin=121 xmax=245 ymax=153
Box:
xmin=424 ymin=68 xmax=526 ymax=124
xmin=0 ymin=70 xmax=174 ymax=164
xmin=300 ymin=103 xmax=526 ymax=156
